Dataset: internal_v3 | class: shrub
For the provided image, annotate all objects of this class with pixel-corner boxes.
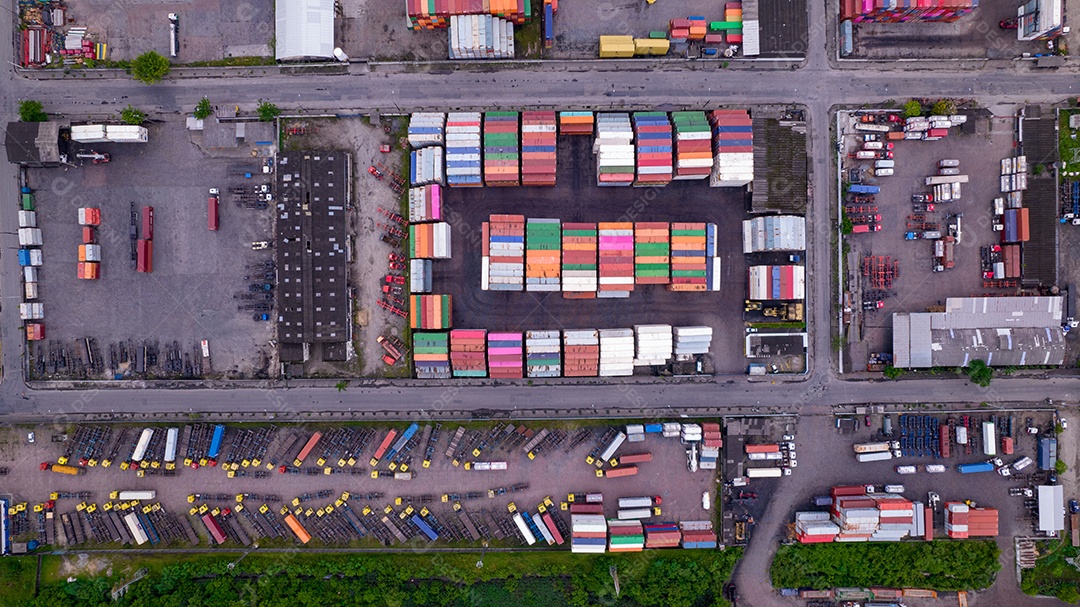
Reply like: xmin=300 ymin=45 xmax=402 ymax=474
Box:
xmin=120 ymin=105 xmax=145 ymax=125
xmin=194 ymin=97 xmax=213 ymax=120
xmin=257 ymin=101 xmax=281 ymax=122
xmin=19 ymin=100 xmax=47 ymax=122
xmin=902 ymin=100 xmax=922 ymax=118
xmin=131 ymin=51 xmax=170 ymax=84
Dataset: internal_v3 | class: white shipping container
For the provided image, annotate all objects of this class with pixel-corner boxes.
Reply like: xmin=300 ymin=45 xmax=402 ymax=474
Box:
xmin=18 ymin=211 xmax=36 ymax=228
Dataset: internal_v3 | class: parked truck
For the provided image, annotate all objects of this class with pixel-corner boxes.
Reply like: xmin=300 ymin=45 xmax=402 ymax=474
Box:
xmin=746 ymin=467 xmax=783 ymax=478
xmin=131 ymin=428 xmax=154 ymax=463
xmin=208 ymin=189 xmax=220 ymax=231
xmin=40 ymin=462 xmax=85 ymax=476
xmin=853 ymin=442 xmax=892 ymax=454
xmin=924 ymin=464 xmax=947 ymax=473
xmin=849 ymin=184 xmax=881 ymax=194
xmin=856 ymin=451 xmax=893 ymax=463
xmin=114 ymin=491 xmax=156 ymax=501
xmin=957 ymin=461 xmax=995 ymax=474
xmin=617 ymin=496 xmax=662 ymax=509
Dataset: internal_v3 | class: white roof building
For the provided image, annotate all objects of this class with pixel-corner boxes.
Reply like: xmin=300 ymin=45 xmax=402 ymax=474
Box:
xmin=275 ymin=0 xmax=335 ymax=61
xmin=1037 ymin=485 xmax=1064 ymax=534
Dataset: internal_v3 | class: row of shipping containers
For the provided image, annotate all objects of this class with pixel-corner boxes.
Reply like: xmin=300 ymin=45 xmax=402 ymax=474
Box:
xmin=446 ymin=112 xmax=482 ymax=186
xmin=406 ymin=0 xmax=533 ymax=30
xmin=525 ymin=218 xmax=561 ymax=291
xmin=484 ymin=112 xmax=520 ymax=186
xmin=747 ymin=265 xmax=805 ymax=301
xmin=409 ymin=294 xmax=452 ymax=330
xmin=448 ymin=14 xmax=514 ymax=59
xmin=632 ymin=113 xmax=673 ymax=186
xmin=483 ymin=214 xmax=525 ymax=290
xmin=414 ymin=332 xmax=451 ymax=379
xmin=671 ymin=111 xmax=713 ymax=180
xmin=409 ymin=184 xmax=443 ymax=222
xmin=408 ymin=222 xmax=452 ymax=259
xmin=424 ymin=325 xmax=711 ymax=378
xmin=709 ymin=109 xmax=754 ymax=187
xmin=17 ymin=188 xmax=45 ymax=340
xmin=840 ymin=0 xmax=977 ymax=23
xmin=521 ymin=111 xmax=557 ymax=185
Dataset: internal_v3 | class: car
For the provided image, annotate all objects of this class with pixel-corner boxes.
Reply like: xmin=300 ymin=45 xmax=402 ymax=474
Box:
xmin=912 ymin=194 xmax=933 ymax=203
xmin=782 ymin=434 xmax=795 ymax=441
xmin=864 ymin=133 xmax=879 ymax=141
xmin=1060 ymin=418 xmax=1069 ymax=430
xmin=1070 ymin=500 xmax=1079 ymax=514
xmin=1000 ymin=17 xmax=1019 ymax=29
xmin=888 ymin=114 xmax=902 ymax=123
xmin=865 ymin=415 xmax=872 ymax=426
xmin=27 ymin=432 xmax=34 ymax=444
xmin=1050 ymin=471 xmax=1059 ymax=484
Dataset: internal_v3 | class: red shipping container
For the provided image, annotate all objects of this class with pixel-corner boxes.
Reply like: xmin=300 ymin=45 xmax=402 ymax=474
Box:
xmin=142 ymin=206 xmax=154 ymax=240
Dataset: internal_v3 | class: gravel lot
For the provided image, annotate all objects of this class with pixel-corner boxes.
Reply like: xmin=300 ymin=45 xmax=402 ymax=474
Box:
xmin=839 ymin=109 xmax=1018 ymax=371
xmin=66 ymin=0 xmax=273 ymax=62
xmin=27 ymin=119 xmax=275 ymax=380
xmin=436 ymin=133 xmax=751 ymax=375
xmin=0 ymin=420 xmax=718 ymax=548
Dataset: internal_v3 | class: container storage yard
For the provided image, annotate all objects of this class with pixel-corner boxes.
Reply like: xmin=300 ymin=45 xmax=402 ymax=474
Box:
xmin=0 ymin=420 xmax=721 ymax=553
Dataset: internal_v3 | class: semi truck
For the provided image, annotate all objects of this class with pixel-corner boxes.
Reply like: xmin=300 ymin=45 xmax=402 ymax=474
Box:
xmin=40 ymin=462 xmax=85 ymax=476
xmin=599 ymin=432 xmax=627 ymax=463
xmin=131 ymin=428 xmax=154 ymax=463
xmin=208 ymin=189 xmax=220 ymax=231
xmin=164 ymin=427 xmax=178 ymax=470
xmin=618 ymin=496 xmax=662 ymax=509
xmin=856 ymin=451 xmax=893 ymax=463
xmin=982 ymin=421 xmax=997 ymax=456
xmin=113 ymin=491 xmax=156 ymax=501
xmin=746 ymin=467 xmax=783 ymax=478
xmin=957 ymin=461 xmax=995 ymax=474
xmin=207 ymin=425 xmax=226 ymax=464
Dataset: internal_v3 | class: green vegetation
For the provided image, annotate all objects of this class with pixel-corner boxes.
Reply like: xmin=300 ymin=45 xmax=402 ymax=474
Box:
xmin=771 ymin=541 xmax=1000 ymax=591
xmin=194 ymin=97 xmax=213 ymax=120
xmin=840 ymin=215 xmax=854 ymax=235
xmin=1064 ymin=109 xmax=1080 ymax=173
xmin=335 ymin=380 xmax=350 ymax=392
xmin=882 ymin=365 xmax=904 ymax=380
xmin=257 ymin=101 xmax=281 ymax=122
xmin=25 ymin=548 xmax=742 ymax=606
xmin=749 ymin=321 xmax=807 ymax=330
xmin=0 ymin=558 xmax=37 ymax=603
xmin=1022 ymin=539 xmax=1080 ymax=602
xmin=964 ymin=359 xmax=993 ymax=387
xmin=902 ymin=99 xmax=923 ymax=118
xmin=18 ymin=100 xmax=47 ymax=122
xmin=930 ymin=99 xmax=957 ymax=116
xmin=181 ymin=56 xmax=275 ymax=67
xmin=119 ymin=105 xmax=145 ymax=125
xmin=1057 ymin=459 xmax=1069 ymax=474
xmin=130 ymin=51 xmax=171 ymax=84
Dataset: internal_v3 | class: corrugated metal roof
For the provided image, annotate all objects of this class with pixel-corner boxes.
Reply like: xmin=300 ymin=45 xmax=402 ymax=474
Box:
xmin=741 ymin=216 xmax=806 ymax=253
xmin=1037 ymin=485 xmax=1064 ymax=532
xmin=909 ymin=313 xmax=933 ymax=367
xmin=276 ymin=0 xmax=335 ymax=61
xmin=938 ymin=296 xmax=1063 ymax=328
xmin=892 ymin=313 xmax=910 ymax=368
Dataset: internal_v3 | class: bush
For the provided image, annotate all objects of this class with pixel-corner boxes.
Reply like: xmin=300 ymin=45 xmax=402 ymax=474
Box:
xmin=194 ymin=97 xmax=213 ymax=120
xmin=257 ymin=101 xmax=281 ymax=122
xmin=120 ymin=105 xmax=145 ymax=125
xmin=131 ymin=51 xmax=170 ymax=84
xmin=965 ymin=359 xmax=993 ymax=387
xmin=1057 ymin=460 xmax=1069 ymax=474
xmin=841 ymin=216 xmax=854 ymax=235
xmin=19 ymin=100 xmax=47 ymax=122
xmin=902 ymin=99 xmax=922 ymax=118
xmin=882 ymin=365 xmax=904 ymax=380
xmin=930 ymin=99 xmax=956 ymax=116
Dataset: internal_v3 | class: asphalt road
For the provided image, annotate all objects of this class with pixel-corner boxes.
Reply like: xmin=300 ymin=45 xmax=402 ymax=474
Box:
xmin=1 ymin=6 xmax=1079 ymax=421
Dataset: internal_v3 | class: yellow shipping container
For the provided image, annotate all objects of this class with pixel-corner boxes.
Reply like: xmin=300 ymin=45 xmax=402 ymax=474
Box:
xmin=633 ymin=39 xmax=670 ymax=56
xmin=599 ymin=36 xmax=635 ymax=58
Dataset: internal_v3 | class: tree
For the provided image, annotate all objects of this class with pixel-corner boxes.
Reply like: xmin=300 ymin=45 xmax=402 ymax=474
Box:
xmin=120 ymin=105 xmax=145 ymax=125
xmin=131 ymin=51 xmax=171 ymax=84
xmin=930 ymin=99 xmax=956 ymax=116
xmin=194 ymin=97 xmax=213 ymax=120
xmin=1056 ymin=584 xmax=1080 ymax=603
xmin=902 ymin=99 xmax=923 ymax=118
xmin=841 ymin=215 xmax=854 ymax=235
xmin=882 ymin=365 xmax=904 ymax=380
xmin=257 ymin=101 xmax=281 ymax=122
xmin=18 ymin=100 xmax=47 ymax=122
xmin=964 ymin=359 xmax=993 ymax=387
xmin=1057 ymin=459 xmax=1069 ymax=475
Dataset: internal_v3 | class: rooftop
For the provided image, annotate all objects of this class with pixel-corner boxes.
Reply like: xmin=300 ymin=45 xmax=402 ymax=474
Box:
xmin=4 ymin=121 xmax=61 ymax=166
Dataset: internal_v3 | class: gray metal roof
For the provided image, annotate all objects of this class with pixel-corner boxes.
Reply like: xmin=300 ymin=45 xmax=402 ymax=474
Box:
xmin=1037 ymin=484 xmax=1064 ymax=533
xmin=741 ymin=216 xmax=806 ymax=253
xmin=939 ymin=296 xmax=1063 ymax=328
xmin=275 ymin=0 xmax=335 ymax=61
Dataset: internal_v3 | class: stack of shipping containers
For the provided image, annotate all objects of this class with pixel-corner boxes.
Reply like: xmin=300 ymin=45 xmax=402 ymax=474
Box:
xmin=608 ymin=520 xmax=645 ymax=552
xmin=525 ymin=330 xmax=561 ymax=377
xmin=406 ymin=0 xmax=532 ymax=30
xmin=634 ymin=222 xmax=670 ymax=286
xmin=483 ymin=112 xmax=520 ymax=186
xmin=409 ymin=294 xmax=452 ymax=330
xmin=679 ymin=521 xmax=717 ymax=548
xmin=633 ymin=324 xmax=673 ymax=366
xmin=408 ymin=113 xmax=445 ymax=148
xmin=488 ymin=331 xmax=524 ymax=378
xmin=450 ymin=329 xmax=487 ymax=377
xmin=410 ymin=147 xmax=445 ymax=186
xmin=594 ymin=113 xmax=635 ymax=186
xmin=414 ymin=332 xmax=451 ymax=379
xmin=1001 ymin=208 xmax=1030 ymax=244
xmin=521 ymin=111 xmax=557 ymax=186
xmin=840 ymin=0 xmax=977 ymax=23
xmin=76 ymin=207 xmax=101 ymax=280
xmin=598 ymin=328 xmax=634 ymax=377
xmin=408 ymin=223 xmax=452 ymax=259
xmin=747 ymin=265 xmax=806 ymax=300
xmin=482 ymin=214 xmax=525 ymax=291
xmin=794 ymin=511 xmax=840 ymax=543
xmin=644 ymin=523 xmax=681 ymax=548
xmin=559 ymin=111 xmax=594 ymax=135
xmin=598 ymin=222 xmax=634 ymax=297
xmin=448 ymin=15 xmax=514 ymax=59
xmin=723 ymin=2 xmax=743 ymax=44
xmin=570 ymin=497 xmax=606 ymax=554
xmin=525 ymin=218 xmax=561 ymax=291
xmin=668 ymin=223 xmax=708 ymax=292
xmin=562 ymin=222 xmax=598 ymax=297
xmin=411 ymin=259 xmax=433 ymax=294
xmin=563 ymin=329 xmax=600 ymax=377
xmin=670 ymin=112 xmax=713 ymax=180
xmin=701 ymin=422 xmax=722 ymax=470
xmin=598 ymin=35 xmax=636 ymax=58
xmin=408 ymin=184 xmax=443 ymax=222
xmin=632 ymin=112 xmax=673 ymax=186
xmin=673 ymin=326 xmax=713 ymax=358
xmin=445 ymin=112 xmax=482 ymax=187
xmin=944 ymin=502 xmax=999 ymax=538
xmin=708 ymin=109 xmax=754 ymax=187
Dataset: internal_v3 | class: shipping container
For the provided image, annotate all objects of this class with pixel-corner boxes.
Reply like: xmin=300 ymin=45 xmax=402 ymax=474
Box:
xmin=746 ymin=467 xmax=782 ymax=478
xmin=605 ymin=465 xmax=638 ymax=478
xmin=131 ymin=428 xmax=155 ymax=462
xmin=208 ymin=196 xmax=219 ymax=231
xmin=414 ymin=332 xmax=451 ymax=379
xmin=409 ymin=294 xmax=452 ymax=330
xmin=284 ymin=513 xmax=312 ymax=544
xmin=208 ymin=425 xmax=226 ymax=460
xmin=708 ymin=109 xmax=753 ymax=186
xmin=526 ymin=218 xmax=561 ymax=291
xmin=856 ymin=451 xmax=893 ymax=462
xmin=982 ymin=421 xmax=997 ymax=456
xmin=957 ymin=461 xmax=995 ymax=474
xmin=487 ymin=331 xmax=523 ymax=378
xmin=294 ymin=432 xmax=323 ymax=466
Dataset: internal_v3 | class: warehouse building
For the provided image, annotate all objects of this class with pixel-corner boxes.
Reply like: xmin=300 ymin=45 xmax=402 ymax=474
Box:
xmin=275 ymin=0 xmax=335 ymax=61
xmin=751 ymin=114 xmax=807 ymax=214
xmin=276 ymin=151 xmax=352 ymax=363
xmin=4 ymin=121 xmax=61 ymax=167
xmin=1037 ymin=485 xmax=1064 ymax=535
xmin=892 ymin=296 xmax=1065 ymax=368
xmin=742 ymin=216 xmax=805 ymax=253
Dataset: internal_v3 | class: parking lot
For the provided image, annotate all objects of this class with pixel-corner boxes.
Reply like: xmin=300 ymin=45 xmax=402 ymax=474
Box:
xmin=27 ymin=119 xmax=275 ymax=380
xmin=435 ymin=133 xmax=751 ymax=375
xmin=849 ymin=0 xmax=1052 ymax=60
xmin=839 ymin=109 xmax=1019 ymax=371
xmin=0 ymin=420 xmax=718 ymax=549
xmin=63 ymin=0 xmax=273 ymax=62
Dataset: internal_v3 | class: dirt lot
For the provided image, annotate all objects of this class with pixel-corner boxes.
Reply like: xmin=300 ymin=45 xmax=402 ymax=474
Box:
xmin=0 ymin=420 xmax=719 ymax=548
xmin=436 ymin=134 xmax=751 ymax=375
xmin=26 ymin=119 xmax=275 ymax=380
xmin=65 ymin=0 xmax=273 ymax=62
xmin=849 ymin=0 xmax=1051 ymax=60
xmin=839 ymin=109 xmax=1019 ymax=371
xmin=280 ymin=117 xmax=411 ymax=378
